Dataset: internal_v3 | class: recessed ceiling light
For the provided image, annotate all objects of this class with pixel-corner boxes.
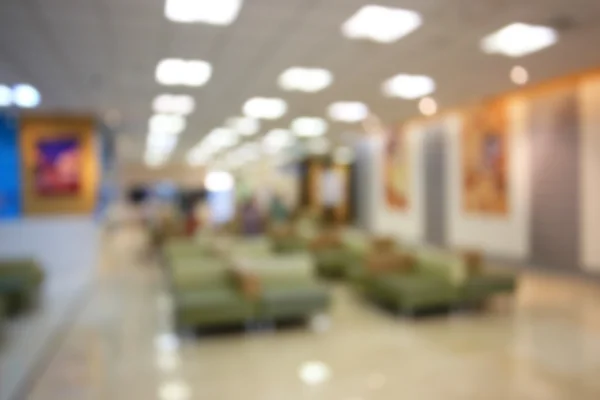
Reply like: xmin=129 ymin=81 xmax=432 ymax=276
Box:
xmin=342 ymin=5 xmax=422 ymax=43
xmin=165 ymin=0 xmax=243 ymax=25
xmin=226 ymin=116 xmax=260 ymax=136
xmin=418 ymin=97 xmax=437 ymax=116
xmin=333 ymin=146 xmax=354 ymax=164
xmin=243 ymin=97 xmax=287 ymax=120
xmin=145 ymin=152 xmax=168 ymax=168
xmin=298 ymin=361 xmax=331 ymax=385
xmin=149 ymin=114 xmax=186 ymax=135
xmin=146 ymin=132 xmax=178 ymax=154
xmin=12 ymin=84 xmax=41 ymax=108
xmin=204 ymin=171 xmax=234 ymax=192
xmin=307 ymin=137 xmax=330 ymax=155
xmin=0 ymin=85 xmax=11 ymax=107
xmin=328 ymin=102 xmax=368 ymax=123
xmin=291 ymin=117 xmax=328 ymax=137
xmin=510 ymin=65 xmax=529 ymax=85
xmin=481 ymin=23 xmax=558 ymax=57
xmin=187 ymin=148 xmax=212 ymax=166
xmin=153 ymin=94 xmax=195 ymax=115
xmin=263 ymin=129 xmax=295 ymax=153
xmin=156 ymin=59 xmax=212 ymax=87
xmin=278 ymin=67 xmax=333 ymax=92
xmin=382 ymin=74 xmax=435 ymax=99
xmin=204 ymin=127 xmax=239 ymax=149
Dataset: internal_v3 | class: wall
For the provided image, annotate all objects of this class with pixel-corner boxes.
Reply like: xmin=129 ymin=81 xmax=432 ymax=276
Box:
xmin=446 ymin=100 xmax=531 ymax=259
xmin=365 ymin=71 xmax=600 ymax=274
xmin=119 ymin=163 xmax=205 ymax=189
xmin=372 ymin=124 xmax=425 ymax=244
xmin=579 ymin=77 xmax=600 ymax=272
xmin=0 ymin=217 xmax=98 ymax=287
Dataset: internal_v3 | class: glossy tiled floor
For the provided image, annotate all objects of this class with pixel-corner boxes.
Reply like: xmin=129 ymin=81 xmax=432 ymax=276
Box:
xmin=24 ymin=231 xmax=600 ymax=400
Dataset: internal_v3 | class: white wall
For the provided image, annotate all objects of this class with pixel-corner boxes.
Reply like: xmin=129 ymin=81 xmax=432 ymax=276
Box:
xmin=372 ymin=124 xmax=426 ymax=244
xmin=446 ymin=101 xmax=531 ymax=259
xmin=579 ymin=77 xmax=600 ymax=272
xmin=0 ymin=217 xmax=99 ymax=289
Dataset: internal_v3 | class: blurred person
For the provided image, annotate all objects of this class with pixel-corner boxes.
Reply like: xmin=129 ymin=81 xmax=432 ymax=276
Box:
xmin=269 ymin=193 xmax=290 ymax=224
xmin=240 ymin=196 xmax=264 ymax=236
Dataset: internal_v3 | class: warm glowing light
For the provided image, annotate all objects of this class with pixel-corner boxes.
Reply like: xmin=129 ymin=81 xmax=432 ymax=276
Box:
xmin=511 ymin=65 xmax=529 ymax=85
xmin=418 ymin=97 xmax=438 ymax=116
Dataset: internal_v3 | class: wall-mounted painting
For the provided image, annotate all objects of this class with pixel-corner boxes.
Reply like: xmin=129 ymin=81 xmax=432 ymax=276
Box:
xmin=385 ymin=125 xmax=410 ymax=210
xmin=20 ymin=115 xmax=98 ymax=215
xmin=35 ymin=137 xmax=81 ymax=196
xmin=462 ymin=100 xmax=509 ymax=215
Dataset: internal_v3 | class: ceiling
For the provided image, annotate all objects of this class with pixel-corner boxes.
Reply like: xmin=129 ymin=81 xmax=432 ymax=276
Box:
xmin=2 ymin=0 xmax=600 ymax=164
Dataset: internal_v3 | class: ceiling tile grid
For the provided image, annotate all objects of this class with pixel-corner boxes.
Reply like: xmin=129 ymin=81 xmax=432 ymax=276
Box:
xmin=1 ymin=0 xmax=600 ymax=163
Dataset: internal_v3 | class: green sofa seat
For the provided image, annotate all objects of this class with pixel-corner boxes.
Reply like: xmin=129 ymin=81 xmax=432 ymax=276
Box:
xmin=175 ymin=287 xmax=255 ymax=329
xmin=259 ymin=280 xmax=330 ymax=320
xmin=459 ymin=273 xmax=517 ymax=303
xmin=366 ymin=273 xmax=457 ymax=313
xmin=0 ymin=259 xmax=44 ymax=314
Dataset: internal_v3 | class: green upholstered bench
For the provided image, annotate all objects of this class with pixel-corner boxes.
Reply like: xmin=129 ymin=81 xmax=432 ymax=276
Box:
xmin=175 ymin=288 xmax=255 ymax=329
xmin=0 ymin=259 xmax=44 ymax=314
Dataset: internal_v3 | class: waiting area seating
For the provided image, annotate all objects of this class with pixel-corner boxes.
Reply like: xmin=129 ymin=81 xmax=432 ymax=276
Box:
xmin=164 ymin=235 xmax=330 ymax=331
xmin=0 ymin=259 xmax=45 ymax=327
xmin=306 ymin=227 xmax=518 ymax=315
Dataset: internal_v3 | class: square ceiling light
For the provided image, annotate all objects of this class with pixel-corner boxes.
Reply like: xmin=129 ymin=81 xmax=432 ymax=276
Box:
xmin=0 ymin=85 xmax=11 ymax=107
xmin=204 ymin=127 xmax=239 ymax=150
xmin=382 ymin=74 xmax=435 ymax=99
xmin=481 ymin=23 xmax=558 ymax=57
xmin=328 ymin=102 xmax=369 ymax=123
xmin=243 ymin=97 xmax=287 ymax=120
xmin=226 ymin=116 xmax=260 ymax=136
xmin=149 ymin=114 xmax=186 ymax=135
xmin=153 ymin=94 xmax=195 ymax=115
xmin=291 ymin=117 xmax=328 ymax=137
xmin=263 ymin=129 xmax=295 ymax=154
xmin=342 ymin=5 xmax=422 ymax=43
xmin=165 ymin=0 xmax=243 ymax=25
xmin=278 ymin=68 xmax=333 ymax=93
xmin=156 ymin=59 xmax=212 ymax=87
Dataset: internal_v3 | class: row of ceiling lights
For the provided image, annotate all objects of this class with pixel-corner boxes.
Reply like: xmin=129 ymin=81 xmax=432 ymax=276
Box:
xmin=146 ymin=1 xmax=558 ymax=168
xmin=0 ymin=84 xmax=41 ymax=109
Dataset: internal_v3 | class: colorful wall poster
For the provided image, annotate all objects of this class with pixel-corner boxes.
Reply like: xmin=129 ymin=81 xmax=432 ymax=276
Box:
xmin=462 ymin=100 xmax=509 ymax=215
xmin=20 ymin=115 xmax=98 ymax=215
xmin=35 ymin=137 xmax=81 ymax=196
xmin=384 ymin=125 xmax=410 ymax=210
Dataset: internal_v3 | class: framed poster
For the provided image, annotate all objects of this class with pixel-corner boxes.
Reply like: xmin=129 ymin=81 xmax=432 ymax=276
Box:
xmin=384 ymin=125 xmax=410 ymax=210
xmin=462 ymin=100 xmax=509 ymax=215
xmin=35 ymin=137 xmax=81 ymax=196
xmin=20 ymin=115 xmax=98 ymax=215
